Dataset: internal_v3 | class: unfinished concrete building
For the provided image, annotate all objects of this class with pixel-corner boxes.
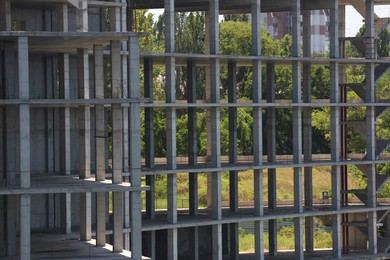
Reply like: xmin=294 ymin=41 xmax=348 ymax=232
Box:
xmin=1 ymin=0 xmax=390 ymax=259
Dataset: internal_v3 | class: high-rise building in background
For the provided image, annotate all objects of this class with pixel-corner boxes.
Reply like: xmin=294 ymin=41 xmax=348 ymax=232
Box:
xmin=264 ymin=10 xmax=330 ymax=54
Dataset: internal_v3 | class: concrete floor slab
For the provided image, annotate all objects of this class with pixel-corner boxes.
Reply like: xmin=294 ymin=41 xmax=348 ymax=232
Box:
xmin=2 ymin=232 xmax=150 ymax=260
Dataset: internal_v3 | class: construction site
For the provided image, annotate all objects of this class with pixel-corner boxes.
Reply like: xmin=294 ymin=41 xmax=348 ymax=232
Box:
xmin=1 ymin=0 xmax=390 ymax=259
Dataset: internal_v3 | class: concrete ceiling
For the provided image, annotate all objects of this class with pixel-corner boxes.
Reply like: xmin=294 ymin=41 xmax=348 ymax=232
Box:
xmin=131 ymin=0 xmax=390 ymax=13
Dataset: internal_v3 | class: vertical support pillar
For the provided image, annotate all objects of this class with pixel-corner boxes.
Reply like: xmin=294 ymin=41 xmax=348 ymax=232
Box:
xmin=228 ymin=61 xmax=238 ymax=213
xmin=164 ymin=0 xmax=178 ymax=259
xmin=208 ymin=1 xmax=222 ymax=259
xmin=365 ymin=0 xmax=378 ymax=255
xmin=144 ymin=57 xmax=155 ymax=218
xmin=0 ymin=0 xmax=11 ymax=31
xmin=111 ymin=40 xmax=123 ymax=252
xmin=144 ymin=57 xmax=156 ymax=223
xmin=252 ymin=1 xmax=264 ymax=259
xmin=188 ymin=59 xmax=198 ymax=216
xmin=94 ymin=44 xmax=106 ymax=247
xmin=266 ymin=62 xmax=277 ymax=256
xmin=57 ymin=4 xmax=71 ymax=235
xmin=228 ymin=60 xmax=238 ymax=260
xmin=4 ymin=41 xmax=17 ymax=257
xmin=77 ymin=0 xmax=90 ymax=242
xmin=59 ymin=53 xmax=72 ymax=234
xmin=187 ymin=59 xmax=199 ymax=260
xmin=330 ymin=1 xmax=342 ymax=258
xmin=78 ymin=47 xmax=91 ymax=241
xmin=338 ymin=4 xmax=349 ymax=254
xmin=302 ymin=10 xmax=314 ymax=253
xmin=128 ymin=35 xmax=142 ymax=260
xmin=77 ymin=0 xmax=88 ymax=32
xmin=292 ymin=2 xmax=304 ymax=259
xmin=18 ymin=36 xmax=31 ymax=260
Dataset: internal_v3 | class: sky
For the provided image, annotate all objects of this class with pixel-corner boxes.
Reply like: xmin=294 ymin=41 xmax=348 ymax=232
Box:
xmin=148 ymin=5 xmax=390 ymax=37
xmin=346 ymin=5 xmax=390 ymax=36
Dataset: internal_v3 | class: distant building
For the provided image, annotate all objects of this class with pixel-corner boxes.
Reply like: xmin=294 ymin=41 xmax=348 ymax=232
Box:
xmin=263 ymin=10 xmax=330 ymax=54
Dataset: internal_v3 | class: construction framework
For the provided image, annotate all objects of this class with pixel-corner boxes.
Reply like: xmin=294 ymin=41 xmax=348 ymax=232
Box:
xmin=1 ymin=0 xmax=390 ymax=259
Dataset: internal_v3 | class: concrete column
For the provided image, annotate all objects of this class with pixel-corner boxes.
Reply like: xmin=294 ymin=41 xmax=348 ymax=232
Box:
xmin=190 ymin=227 xmax=199 ymax=260
xmin=18 ymin=36 xmax=30 ymax=189
xmin=111 ymin=40 xmax=123 ymax=252
xmin=128 ymin=35 xmax=142 ymax=260
xmin=365 ymin=0 xmax=377 ymax=255
xmin=20 ymin=195 xmax=31 ymax=260
xmin=110 ymin=3 xmax=121 ymax=32
xmin=4 ymin=41 xmax=17 ymax=257
xmin=329 ymin=1 xmax=342 ymax=258
xmin=77 ymin=0 xmax=88 ymax=32
xmin=228 ymin=61 xmax=238 ymax=213
xmin=338 ymin=4 xmax=350 ymax=254
xmin=77 ymin=48 xmax=91 ymax=179
xmin=57 ymin=4 xmax=71 ymax=234
xmin=302 ymin=10 xmax=314 ymax=253
xmin=57 ymin=4 xmax=68 ymax=32
xmin=0 ymin=47 xmax=5 ymax=256
xmin=212 ymin=224 xmax=222 ymax=260
xmin=59 ymin=52 xmax=72 ymax=233
xmin=144 ymin=58 xmax=155 ymax=219
xmin=266 ymin=62 xmax=277 ymax=256
xmin=6 ymin=195 xmax=17 ymax=256
xmin=252 ymin=2 xmax=264 ymax=259
xmin=0 ymin=197 xmax=4 ymax=257
xmin=80 ymin=192 xmax=91 ymax=241
xmin=187 ymin=59 xmax=198 ymax=217
xmin=117 ymin=1 xmax=130 ymax=248
xmin=18 ymin=36 xmax=31 ymax=259
xmin=77 ymin=48 xmax=91 ymax=241
xmin=94 ymin=45 xmax=106 ymax=246
xmin=227 ymin=61 xmax=239 ymax=260
xmin=207 ymin=2 xmax=222 ymax=259
xmin=292 ymin=2 xmax=304 ymax=259
xmin=0 ymin=0 xmax=11 ymax=31
xmin=164 ymin=1 xmax=178 ymax=258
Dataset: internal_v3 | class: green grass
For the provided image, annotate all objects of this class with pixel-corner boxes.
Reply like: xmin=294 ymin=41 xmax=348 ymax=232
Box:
xmin=142 ymin=166 xmax=367 ymax=210
xmin=239 ymin=226 xmax=332 ymax=252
